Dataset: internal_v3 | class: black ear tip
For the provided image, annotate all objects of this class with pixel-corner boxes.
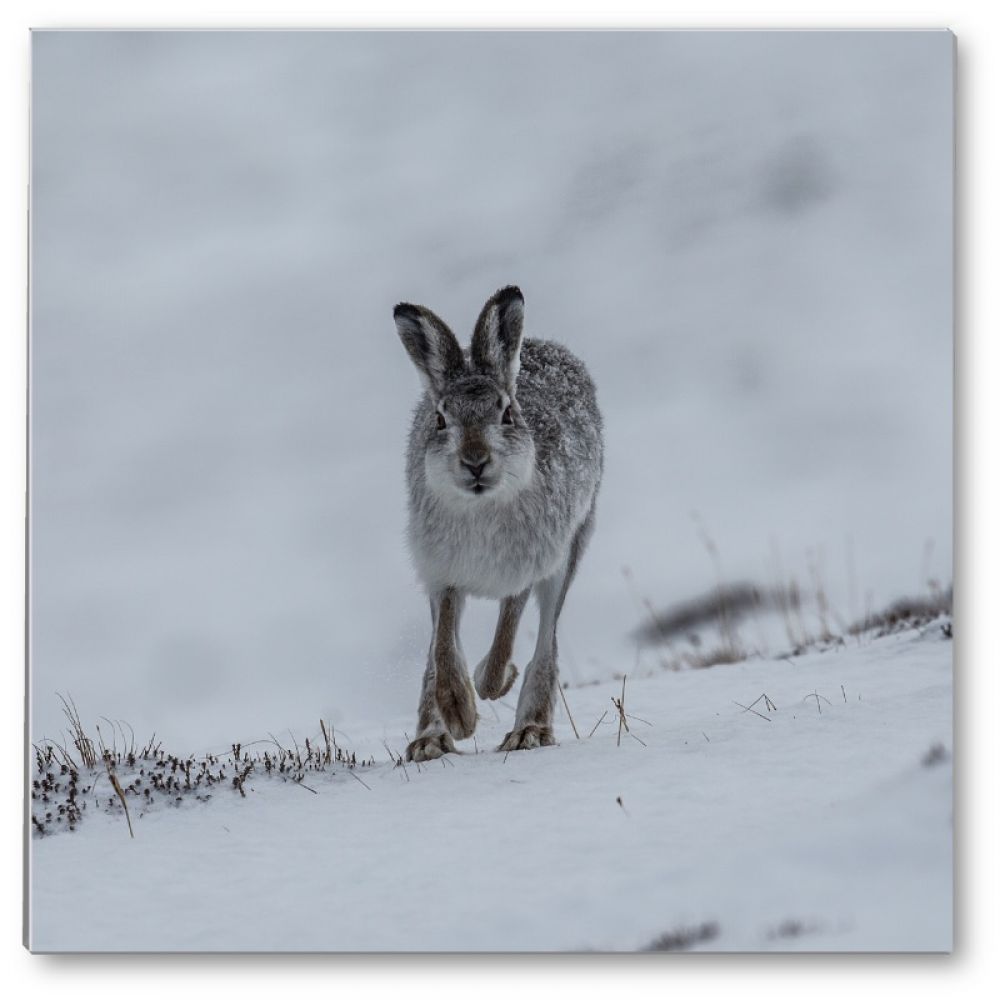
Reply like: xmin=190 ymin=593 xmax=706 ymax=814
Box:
xmin=495 ymin=285 xmax=524 ymax=306
xmin=393 ymin=302 xmax=420 ymax=321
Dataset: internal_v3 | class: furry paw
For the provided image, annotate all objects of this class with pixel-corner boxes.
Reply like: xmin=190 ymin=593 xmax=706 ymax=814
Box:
xmin=497 ymin=724 xmax=555 ymax=751
xmin=474 ymin=658 xmax=519 ymax=700
xmin=406 ymin=732 xmax=457 ymax=762
xmin=436 ymin=671 xmax=478 ymax=740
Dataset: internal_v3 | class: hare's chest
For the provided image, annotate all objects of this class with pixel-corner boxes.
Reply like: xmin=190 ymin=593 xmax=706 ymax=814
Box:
xmin=410 ymin=500 xmax=564 ymax=599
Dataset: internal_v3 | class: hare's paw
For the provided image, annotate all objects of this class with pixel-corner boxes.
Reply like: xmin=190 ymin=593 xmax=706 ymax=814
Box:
xmin=436 ymin=672 xmax=478 ymax=740
xmin=474 ymin=657 xmax=519 ymax=700
xmin=498 ymin=724 xmax=555 ymax=752
xmin=406 ymin=731 xmax=457 ymax=762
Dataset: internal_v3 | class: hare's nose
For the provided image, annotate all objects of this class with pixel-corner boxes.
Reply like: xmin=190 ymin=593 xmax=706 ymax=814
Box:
xmin=461 ymin=453 xmax=490 ymax=479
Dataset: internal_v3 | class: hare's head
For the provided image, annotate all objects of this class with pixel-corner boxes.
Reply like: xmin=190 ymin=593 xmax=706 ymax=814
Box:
xmin=394 ymin=286 xmax=535 ymax=504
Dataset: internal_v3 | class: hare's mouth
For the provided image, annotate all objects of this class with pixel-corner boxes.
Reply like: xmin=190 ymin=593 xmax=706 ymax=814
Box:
xmin=466 ymin=478 xmax=498 ymax=496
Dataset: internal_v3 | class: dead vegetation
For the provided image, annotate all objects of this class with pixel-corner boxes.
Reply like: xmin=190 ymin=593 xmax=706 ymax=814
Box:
xmin=847 ymin=586 xmax=953 ymax=639
xmin=31 ymin=706 xmax=373 ymax=839
xmin=642 ymin=920 xmax=720 ymax=952
xmin=766 ymin=917 xmax=822 ymax=942
xmin=631 ymin=581 xmax=775 ymax=647
xmin=628 ymin=527 xmax=952 ymax=672
xmin=610 ymin=675 xmax=651 ymax=747
xmin=921 ymin=742 xmax=950 ymax=768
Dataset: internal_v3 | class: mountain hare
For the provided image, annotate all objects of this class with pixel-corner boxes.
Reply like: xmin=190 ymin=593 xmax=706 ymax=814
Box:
xmin=393 ymin=285 xmax=604 ymax=761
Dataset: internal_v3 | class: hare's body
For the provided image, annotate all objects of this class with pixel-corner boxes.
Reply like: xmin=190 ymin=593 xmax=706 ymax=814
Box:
xmin=407 ymin=339 xmax=602 ymax=600
xmin=393 ymin=287 xmax=603 ymax=761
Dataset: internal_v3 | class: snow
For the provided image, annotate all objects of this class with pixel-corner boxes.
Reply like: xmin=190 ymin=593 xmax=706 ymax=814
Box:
xmin=27 ymin=30 xmax=953 ymax=952
xmin=28 ymin=621 xmax=952 ymax=953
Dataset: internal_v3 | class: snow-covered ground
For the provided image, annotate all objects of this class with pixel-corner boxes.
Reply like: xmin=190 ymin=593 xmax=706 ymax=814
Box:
xmin=27 ymin=31 xmax=953 ymax=952
xmin=28 ymin=618 xmax=952 ymax=953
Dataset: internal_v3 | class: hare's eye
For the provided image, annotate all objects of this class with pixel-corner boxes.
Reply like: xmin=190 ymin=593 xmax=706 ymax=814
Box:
xmin=502 ymin=405 xmax=513 ymax=426
xmin=436 ymin=412 xmax=446 ymax=431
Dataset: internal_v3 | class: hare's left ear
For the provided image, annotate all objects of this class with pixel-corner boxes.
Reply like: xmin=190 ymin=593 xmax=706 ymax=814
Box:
xmin=393 ymin=302 xmax=466 ymax=398
xmin=471 ymin=285 xmax=524 ymax=390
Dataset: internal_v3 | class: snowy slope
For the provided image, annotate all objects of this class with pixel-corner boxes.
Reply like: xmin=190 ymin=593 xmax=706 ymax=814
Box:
xmin=27 ymin=30 xmax=953 ymax=954
xmin=28 ymin=620 xmax=952 ymax=953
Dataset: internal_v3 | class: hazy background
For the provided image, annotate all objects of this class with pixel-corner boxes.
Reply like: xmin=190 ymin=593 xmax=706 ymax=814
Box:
xmin=29 ymin=31 xmax=952 ymax=751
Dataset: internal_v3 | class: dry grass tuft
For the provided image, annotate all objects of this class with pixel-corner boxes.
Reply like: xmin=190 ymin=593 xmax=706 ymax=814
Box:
xmin=847 ymin=587 xmax=953 ymax=639
xmin=57 ymin=693 xmax=98 ymax=769
xmin=643 ymin=920 xmax=720 ymax=952
xmin=631 ymin=531 xmax=952 ymax=671
xmin=766 ymin=918 xmax=822 ymax=942
xmin=31 ymin=707 xmax=375 ymax=839
xmin=921 ymin=742 xmax=950 ymax=768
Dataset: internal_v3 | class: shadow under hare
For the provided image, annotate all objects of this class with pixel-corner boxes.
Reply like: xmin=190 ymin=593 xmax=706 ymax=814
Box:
xmin=393 ymin=286 xmax=604 ymax=761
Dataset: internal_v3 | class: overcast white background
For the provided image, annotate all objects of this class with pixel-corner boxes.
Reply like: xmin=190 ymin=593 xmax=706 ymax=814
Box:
xmin=29 ymin=29 xmax=951 ymax=751
xmin=3 ymin=1 xmax=997 ymax=997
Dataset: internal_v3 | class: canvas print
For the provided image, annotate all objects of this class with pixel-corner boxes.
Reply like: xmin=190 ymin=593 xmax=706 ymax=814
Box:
xmin=26 ymin=29 xmax=953 ymax=952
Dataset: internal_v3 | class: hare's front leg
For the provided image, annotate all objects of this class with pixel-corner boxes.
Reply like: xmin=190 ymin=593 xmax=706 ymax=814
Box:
xmin=474 ymin=588 xmax=530 ymax=700
xmin=406 ymin=588 xmax=477 ymax=762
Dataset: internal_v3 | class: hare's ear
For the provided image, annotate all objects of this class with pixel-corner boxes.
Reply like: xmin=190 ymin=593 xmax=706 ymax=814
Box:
xmin=471 ymin=285 xmax=524 ymax=390
xmin=393 ymin=303 xmax=466 ymax=397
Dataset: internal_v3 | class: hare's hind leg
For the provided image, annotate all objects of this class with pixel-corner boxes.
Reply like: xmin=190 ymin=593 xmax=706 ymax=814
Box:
xmin=497 ymin=573 xmax=562 ymax=751
xmin=406 ymin=588 xmax=478 ymax=762
xmin=499 ymin=501 xmax=596 ymax=751
xmin=474 ymin=588 xmax=530 ymax=700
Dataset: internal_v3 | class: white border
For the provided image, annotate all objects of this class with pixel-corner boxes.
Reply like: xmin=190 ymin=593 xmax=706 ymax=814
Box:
xmin=4 ymin=3 xmax=993 ymax=996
